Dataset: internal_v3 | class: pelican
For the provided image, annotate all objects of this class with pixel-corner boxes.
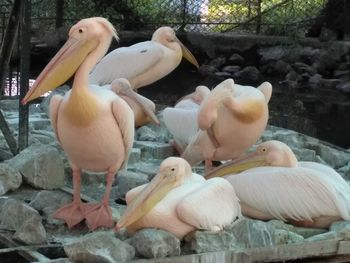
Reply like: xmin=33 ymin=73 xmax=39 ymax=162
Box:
xmin=162 ymin=85 xmax=210 ymax=154
xmin=205 ymin=140 xmax=350 ymax=228
xmin=89 ymin=26 xmax=199 ymax=89
xmin=22 ymin=18 xmax=135 ymax=230
xmin=116 ymin=157 xmax=241 ymax=239
xmin=182 ymin=78 xmax=272 ymax=171
xmin=106 ymin=78 xmax=159 ymax=127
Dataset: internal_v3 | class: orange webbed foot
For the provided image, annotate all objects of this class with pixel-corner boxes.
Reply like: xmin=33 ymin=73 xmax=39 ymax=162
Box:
xmin=84 ymin=203 xmax=114 ymax=231
xmin=54 ymin=201 xmax=92 ymax=228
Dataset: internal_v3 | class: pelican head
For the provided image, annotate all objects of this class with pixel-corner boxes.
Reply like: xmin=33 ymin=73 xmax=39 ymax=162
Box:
xmin=205 ymin=140 xmax=299 ymax=179
xmin=152 ymin=26 xmax=199 ymax=68
xmin=116 ymin=157 xmax=192 ymax=230
xmin=198 ymin=79 xmax=234 ymax=130
xmin=22 ymin=17 xmax=118 ymax=104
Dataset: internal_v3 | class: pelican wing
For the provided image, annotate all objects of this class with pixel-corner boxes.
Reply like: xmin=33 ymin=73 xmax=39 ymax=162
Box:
xmin=89 ymin=41 xmax=164 ymax=85
xmin=162 ymin=107 xmax=199 ymax=148
xmin=228 ymin=166 xmax=350 ymax=221
xmin=112 ymin=97 xmax=135 ymax=169
xmin=176 ymin=178 xmax=240 ymax=231
xmin=49 ymin=94 xmax=63 ymax=144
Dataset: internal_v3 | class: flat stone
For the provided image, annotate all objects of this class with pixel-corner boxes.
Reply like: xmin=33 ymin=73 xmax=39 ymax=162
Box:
xmin=0 ymin=163 xmax=22 ymax=195
xmin=8 ymin=143 xmax=65 ymax=189
xmin=338 ymin=163 xmax=350 ymax=177
xmin=228 ymin=53 xmax=245 ymax=65
xmin=130 ymin=161 xmax=162 ymax=180
xmin=64 ymin=231 xmax=135 ymax=263
xmin=128 ymin=148 xmax=141 ymax=165
xmin=136 ymin=125 xmax=170 ymax=143
xmin=129 ymin=229 xmax=180 ymax=259
xmin=330 ymin=221 xmax=350 ymax=232
xmin=184 ymin=229 xmax=239 ymax=254
xmin=266 ymin=220 xmax=295 ymax=232
xmin=305 ymin=231 xmax=339 ymax=242
xmin=292 ymin=227 xmax=328 ymax=238
xmin=13 ymin=216 xmax=47 ymax=244
xmin=228 ymin=218 xmax=274 ymax=248
xmin=134 ymin=141 xmax=175 ymax=160
xmin=222 ymin=65 xmax=241 ymax=74
xmin=0 ymin=199 xmax=42 ymax=230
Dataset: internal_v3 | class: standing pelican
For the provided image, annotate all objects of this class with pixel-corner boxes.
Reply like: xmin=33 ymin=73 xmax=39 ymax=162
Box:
xmin=116 ymin=157 xmax=241 ymax=239
xmin=205 ymin=140 xmax=350 ymax=228
xmin=22 ymin=18 xmax=135 ymax=230
xmin=162 ymin=85 xmax=210 ymax=154
xmin=105 ymin=78 xmax=159 ymax=127
xmin=89 ymin=26 xmax=199 ymax=89
xmin=182 ymin=78 xmax=272 ymax=171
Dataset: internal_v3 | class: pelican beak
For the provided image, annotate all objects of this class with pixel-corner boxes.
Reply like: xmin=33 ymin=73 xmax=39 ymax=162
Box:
xmin=205 ymin=152 xmax=268 ymax=179
xmin=22 ymin=35 xmax=99 ymax=104
xmin=176 ymin=37 xmax=199 ymax=68
xmin=116 ymin=170 xmax=178 ymax=230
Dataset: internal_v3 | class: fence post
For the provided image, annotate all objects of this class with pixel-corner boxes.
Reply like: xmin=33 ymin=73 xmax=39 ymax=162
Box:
xmin=56 ymin=0 xmax=64 ymax=28
xmin=18 ymin=0 xmax=31 ymax=151
xmin=344 ymin=0 xmax=350 ymax=40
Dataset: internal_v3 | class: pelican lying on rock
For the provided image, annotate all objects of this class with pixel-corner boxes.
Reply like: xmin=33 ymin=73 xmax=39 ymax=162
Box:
xmin=89 ymin=26 xmax=199 ymax=89
xmin=205 ymin=140 xmax=350 ymax=228
xmin=116 ymin=157 xmax=241 ymax=239
xmin=106 ymin=78 xmax=159 ymax=127
xmin=182 ymin=78 xmax=272 ymax=171
xmin=163 ymin=85 xmax=210 ymax=154
xmin=22 ymin=17 xmax=135 ymax=230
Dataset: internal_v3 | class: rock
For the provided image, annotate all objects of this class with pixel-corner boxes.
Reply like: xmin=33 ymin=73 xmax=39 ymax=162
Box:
xmin=0 ymin=163 xmax=22 ymax=195
xmin=184 ymin=229 xmax=238 ymax=254
xmin=293 ymin=227 xmax=328 ymax=238
xmin=261 ymin=60 xmax=290 ymax=76
xmin=234 ymin=66 xmax=260 ymax=83
xmin=291 ymin=147 xmax=319 ymax=162
xmin=319 ymin=27 xmax=338 ymax=42
xmin=338 ymin=163 xmax=350 ymax=178
xmin=293 ymin=62 xmax=317 ymax=75
xmin=199 ymin=64 xmax=217 ymax=75
xmin=7 ymin=143 xmax=65 ymax=189
xmin=273 ymin=229 xmax=304 ymax=245
xmin=336 ymin=82 xmax=350 ymax=93
xmin=136 ymin=126 xmax=158 ymax=141
xmin=134 ymin=141 xmax=175 ymax=160
xmin=116 ymin=171 xmax=149 ymax=199
xmin=129 ymin=229 xmax=180 ymax=259
xmin=229 ymin=218 xmax=274 ymax=248
xmin=0 ymin=99 xmax=19 ymax=111
xmin=330 ymin=221 xmax=350 ymax=232
xmin=0 ymin=148 xmax=13 ymax=161
xmin=222 ymin=65 xmax=241 ymax=74
xmin=305 ymin=231 xmax=339 ymax=242
xmin=64 ymin=231 xmax=135 ymax=263
xmin=0 ymin=199 xmax=42 ymax=230
xmin=285 ymin=70 xmax=300 ymax=81
xmin=128 ymin=148 xmax=141 ymax=165
xmin=266 ymin=220 xmax=295 ymax=232
xmin=209 ymin=55 xmax=226 ymax=68
xmin=13 ymin=216 xmax=47 ymax=244
xmin=29 ymin=190 xmax=72 ymax=225
xmin=228 ymin=53 xmax=245 ymax=65
xmin=215 ymin=72 xmax=232 ymax=79
xmin=130 ymin=161 xmax=161 ymax=179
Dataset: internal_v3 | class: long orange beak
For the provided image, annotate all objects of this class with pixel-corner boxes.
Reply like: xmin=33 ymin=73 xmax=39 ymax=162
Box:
xmin=205 ymin=151 xmax=268 ymax=179
xmin=116 ymin=170 xmax=178 ymax=230
xmin=176 ymin=37 xmax=199 ymax=68
xmin=22 ymin=35 xmax=98 ymax=104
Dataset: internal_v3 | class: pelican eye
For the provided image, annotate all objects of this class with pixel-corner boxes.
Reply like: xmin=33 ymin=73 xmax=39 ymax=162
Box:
xmin=261 ymin=147 xmax=267 ymax=152
xmin=170 ymin=168 xmax=175 ymax=172
xmin=78 ymin=28 xmax=83 ymax=33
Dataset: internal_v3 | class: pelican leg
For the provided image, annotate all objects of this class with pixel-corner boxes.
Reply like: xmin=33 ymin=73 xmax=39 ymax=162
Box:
xmin=54 ymin=167 xmax=89 ymax=228
xmin=85 ymin=170 xmax=115 ymax=230
xmin=205 ymin=159 xmax=213 ymax=173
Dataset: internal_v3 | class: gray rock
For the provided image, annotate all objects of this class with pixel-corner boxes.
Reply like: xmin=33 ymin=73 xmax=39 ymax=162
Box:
xmin=0 ymin=148 xmax=13 ymax=161
xmin=228 ymin=53 xmax=245 ymax=65
xmin=215 ymin=72 xmax=232 ymax=78
xmin=336 ymin=82 xmax=350 ymax=94
xmin=292 ymin=227 xmax=327 ymax=238
xmin=330 ymin=221 xmax=350 ymax=232
xmin=0 ymin=99 xmax=19 ymax=111
xmin=338 ymin=163 xmax=350 ymax=178
xmin=8 ymin=143 xmax=65 ymax=189
xmin=29 ymin=190 xmax=72 ymax=225
xmin=128 ymin=148 xmax=141 ymax=165
xmin=266 ymin=220 xmax=295 ymax=232
xmin=134 ymin=141 xmax=175 ymax=160
xmin=222 ymin=65 xmax=241 ymax=74
xmin=184 ymin=229 xmax=239 ymax=254
xmin=199 ymin=64 xmax=218 ymax=75
xmin=64 ymin=231 xmax=135 ymax=263
xmin=209 ymin=56 xmax=226 ymax=68
xmin=0 ymin=199 xmax=42 ymax=230
xmin=0 ymin=163 xmax=22 ymax=195
xmin=13 ymin=216 xmax=47 ymax=244
xmin=229 ymin=218 xmax=274 ymax=248
xmin=234 ymin=66 xmax=260 ymax=82
xmin=136 ymin=126 xmax=158 ymax=141
xmin=305 ymin=231 xmax=339 ymax=242
xmin=130 ymin=160 xmax=162 ymax=180
xmin=116 ymin=171 xmax=149 ymax=199
xmin=273 ymin=229 xmax=304 ymax=245
xmin=129 ymin=229 xmax=180 ymax=259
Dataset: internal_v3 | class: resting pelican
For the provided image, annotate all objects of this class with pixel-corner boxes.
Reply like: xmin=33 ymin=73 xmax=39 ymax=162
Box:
xmin=89 ymin=26 xmax=199 ymax=89
xmin=22 ymin=18 xmax=135 ymax=230
xmin=162 ymin=85 xmax=210 ymax=154
xmin=205 ymin=140 xmax=350 ymax=228
xmin=106 ymin=78 xmax=159 ymax=127
xmin=182 ymin=78 xmax=272 ymax=171
xmin=116 ymin=157 xmax=241 ymax=239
